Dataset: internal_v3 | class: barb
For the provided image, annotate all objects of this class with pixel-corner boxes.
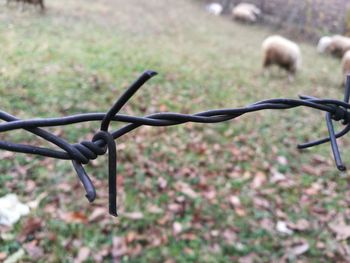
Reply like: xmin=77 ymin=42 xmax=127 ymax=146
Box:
xmin=1 ymin=70 xmax=350 ymax=216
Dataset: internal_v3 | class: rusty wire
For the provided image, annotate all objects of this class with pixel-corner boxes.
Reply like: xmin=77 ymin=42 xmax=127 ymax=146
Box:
xmin=1 ymin=70 xmax=350 ymax=216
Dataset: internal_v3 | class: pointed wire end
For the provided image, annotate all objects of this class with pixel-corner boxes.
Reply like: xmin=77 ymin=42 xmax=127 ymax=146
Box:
xmin=297 ymin=144 xmax=306 ymax=149
xmin=297 ymin=139 xmax=330 ymax=149
xmin=72 ymin=160 xmax=97 ymax=203
xmin=85 ymin=191 xmax=96 ymax=203
xmin=298 ymin=94 xmax=309 ymax=100
xmin=144 ymin=70 xmax=158 ymax=78
xmin=338 ymin=164 xmax=347 ymax=172
xmin=297 ymin=140 xmax=323 ymax=149
xmin=298 ymin=94 xmax=317 ymax=100
xmin=109 ymin=210 xmax=118 ymax=217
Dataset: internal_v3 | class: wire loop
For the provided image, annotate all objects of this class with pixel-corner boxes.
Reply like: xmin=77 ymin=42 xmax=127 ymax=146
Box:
xmin=330 ymin=106 xmax=350 ymax=124
xmin=1 ymin=70 xmax=350 ymax=216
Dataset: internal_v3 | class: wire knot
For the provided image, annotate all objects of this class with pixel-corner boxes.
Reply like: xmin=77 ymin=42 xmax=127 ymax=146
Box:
xmin=331 ymin=106 xmax=350 ymax=125
xmin=72 ymin=136 xmax=108 ymax=165
xmin=70 ymin=70 xmax=157 ymax=216
xmin=2 ymin=70 xmax=350 ymax=216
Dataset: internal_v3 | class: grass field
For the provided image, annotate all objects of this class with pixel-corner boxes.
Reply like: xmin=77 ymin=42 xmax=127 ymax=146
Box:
xmin=0 ymin=0 xmax=350 ymax=262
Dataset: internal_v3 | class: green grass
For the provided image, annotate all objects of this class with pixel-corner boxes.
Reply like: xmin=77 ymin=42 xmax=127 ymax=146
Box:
xmin=0 ymin=0 xmax=349 ymax=262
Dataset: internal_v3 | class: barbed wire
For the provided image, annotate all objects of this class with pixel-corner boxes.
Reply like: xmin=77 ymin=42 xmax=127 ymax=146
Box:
xmin=1 ymin=70 xmax=350 ymax=216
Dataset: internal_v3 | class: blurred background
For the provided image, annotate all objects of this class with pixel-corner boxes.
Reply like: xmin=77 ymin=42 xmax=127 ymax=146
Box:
xmin=1 ymin=0 xmax=350 ymax=262
xmin=203 ymin=0 xmax=350 ymax=40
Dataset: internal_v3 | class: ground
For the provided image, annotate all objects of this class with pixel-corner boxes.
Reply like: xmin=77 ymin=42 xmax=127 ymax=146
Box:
xmin=0 ymin=0 xmax=350 ymax=262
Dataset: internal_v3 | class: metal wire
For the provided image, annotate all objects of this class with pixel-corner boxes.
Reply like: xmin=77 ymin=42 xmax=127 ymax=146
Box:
xmin=1 ymin=70 xmax=350 ymax=216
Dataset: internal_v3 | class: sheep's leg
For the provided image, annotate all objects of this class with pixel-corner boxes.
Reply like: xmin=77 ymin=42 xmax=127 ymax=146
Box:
xmin=288 ymin=75 xmax=294 ymax=82
xmin=341 ymin=75 xmax=347 ymax=88
xmin=6 ymin=0 xmax=16 ymax=6
xmin=262 ymin=59 xmax=272 ymax=77
xmin=20 ymin=1 xmax=25 ymax=12
xmin=262 ymin=67 xmax=269 ymax=77
xmin=7 ymin=0 xmax=19 ymax=7
xmin=289 ymin=65 xmax=298 ymax=82
xmin=39 ymin=1 xmax=45 ymax=12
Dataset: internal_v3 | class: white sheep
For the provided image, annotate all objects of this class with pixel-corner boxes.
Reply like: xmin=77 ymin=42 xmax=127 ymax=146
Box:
xmin=262 ymin=35 xmax=301 ymax=77
xmin=232 ymin=3 xmax=261 ymax=23
xmin=205 ymin=3 xmax=223 ymax=16
xmin=318 ymin=35 xmax=350 ymax=58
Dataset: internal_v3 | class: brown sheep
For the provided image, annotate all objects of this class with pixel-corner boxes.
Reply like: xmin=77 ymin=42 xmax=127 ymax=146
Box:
xmin=232 ymin=3 xmax=261 ymax=23
xmin=262 ymin=35 xmax=301 ymax=78
xmin=319 ymin=35 xmax=350 ymax=58
xmin=7 ymin=0 xmax=45 ymax=11
xmin=341 ymin=50 xmax=350 ymax=85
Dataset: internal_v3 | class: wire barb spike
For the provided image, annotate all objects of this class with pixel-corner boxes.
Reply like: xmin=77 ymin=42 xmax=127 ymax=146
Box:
xmin=0 ymin=70 xmax=349 ymax=216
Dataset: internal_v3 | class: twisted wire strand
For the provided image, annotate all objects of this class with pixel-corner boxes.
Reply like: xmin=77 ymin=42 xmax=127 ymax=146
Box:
xmin=1 ymin=70 xmax=350 ymax=216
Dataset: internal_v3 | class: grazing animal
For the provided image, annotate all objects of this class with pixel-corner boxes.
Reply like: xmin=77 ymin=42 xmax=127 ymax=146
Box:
xmin=318 ymin=35 xmax=350 ymax=58
xmin=262 ymin=35 xmax=301 ymax=77
xmin=7 ymin=0 xmax=45 ymax=11
xmin=317 ymin=36 xmax=332 ymax=53
xmin=232 ymin=3 xmax=261 ymax=23
xmin=341 ymin=50 xmax=350 ymax=85
xmin=205 ymin=3 xmax=223 ymax=16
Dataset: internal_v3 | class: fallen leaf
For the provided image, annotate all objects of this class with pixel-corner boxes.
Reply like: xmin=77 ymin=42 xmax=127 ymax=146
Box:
xmin=276 ymin=221 xmax=294 ymax=235
xmin=157 ymin=214 xmax=171 ymax=225
xmin=93 ymin=245 xmax=109 ymax=262
xmin=0 ymin=194 xmax=30 ymax=226
xmin=235 ymin=207 xmax=246 ymax=216
xmin=88 ymin=207 xmax=107 ymax=222
xmin=329 ymin=216 xmax=350 ymax=240
xmin=301 ymin=164 xmax=321 ymax=176
xmin=23 ymin=241 xmax=44 ymax=260
xmin=311 ymin=154 xmax=328 ymax=165
xmin=128 ymin=243 xmax=143 ymax=256
xmin=181 ymin=233 xmax=197 ymax=241
xmin=270 ymin=169 xmax=286 ymax=183
xmin=288 ymin=241 xmax=309 ymax=257
xmin=74 ymin=246 xmax=90 ymax=263
xmin=60 ymin=212 xmax=87 ymax=224
xmin=0 ymin=252 xmax=7 ymax=261
xmin=168 ymin=203 xmax=183 ymax=213
xmin=25 ymin=180 xmax=36 ymax=193
xmin=210 ymin=230 xmax=219 ymax=237
xmin=173 ymin=222 xmax=183 ymax=235
xmin=19 ymin=217 xmax=42 ymax=241
xmin=159 ymin=104 xmax=168 ymax=111
xmin=27 ymin=192 xmax=47 ymax=209
xmin=304 ymin=181 xmax=323 ymax=196
xmin=0 ymin=151 xmax=15 ymax=159
xmin=229 ymin=196 xmax=241 ymax=207
xmin=174 ymin=182 xmax=198 ymax=199
xmin=288 ymin=219 xmax=310 ymax=231
xmin=57 ymin=182 xmax=72 ymax=192
xmin=147 ymin=205 xmax=163 ymax=214
xmin=203 ymin=190 xmax=216 ymax=200
xmin=158 ymin=177 xmax=168 ymax=190
xmin=223 ymin=229 xmax=237 ymax=244
xmin=277 ymin=156 xmax=288 ymax=165
xmin=253 ymin=197 xmax=270 ymax=209
xmin=112 ymin=236 xmax=127 ymax=259
xmin=125 ymin=231 xmax=138 ymax=243
xmin=239 ymin=253 xmax=257 ymax=263
xmin=4 ymin=248 xmax=25 ymax=263
xmin=123 ymin=212 xmax=144 ymax=220
xmin=251 ymin=172 xmax=267 ymax=189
